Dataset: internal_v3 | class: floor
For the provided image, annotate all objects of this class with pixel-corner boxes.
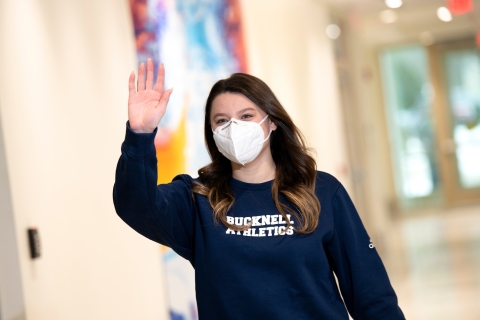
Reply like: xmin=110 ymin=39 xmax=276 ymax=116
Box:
xmin=389 ymin=205 xmax=480 ymax=320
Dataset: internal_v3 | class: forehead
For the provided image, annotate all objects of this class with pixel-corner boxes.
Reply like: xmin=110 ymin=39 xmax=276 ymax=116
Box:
xmin=210 ymin=92 xmax=263 ymax=115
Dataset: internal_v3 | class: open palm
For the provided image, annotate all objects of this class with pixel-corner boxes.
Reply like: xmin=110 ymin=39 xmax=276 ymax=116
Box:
xmin=128 ymin=59 xmax=173 ymax=133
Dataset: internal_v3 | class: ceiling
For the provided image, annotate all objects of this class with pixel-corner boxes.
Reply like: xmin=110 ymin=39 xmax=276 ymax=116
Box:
xmin=320 ymin=0 xmax=480 ymax=46
xmin=323 ymin=0 xmax=480 ymax=14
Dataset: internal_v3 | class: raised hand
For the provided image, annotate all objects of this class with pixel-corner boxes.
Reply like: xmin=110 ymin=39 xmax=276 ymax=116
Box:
xmin=128 ymin=59 xmax=173 ymax=133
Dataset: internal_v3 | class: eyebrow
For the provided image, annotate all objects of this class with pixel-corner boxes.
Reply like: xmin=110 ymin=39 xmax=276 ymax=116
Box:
xmin=213 ymin=108 xmax=256 ymax=119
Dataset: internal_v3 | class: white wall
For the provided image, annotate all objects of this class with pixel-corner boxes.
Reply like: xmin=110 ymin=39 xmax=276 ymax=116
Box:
xmin=0 ymin=0 xmax=168 ymax=319
xmin=241 ymin=0 xmax=351 ymax=189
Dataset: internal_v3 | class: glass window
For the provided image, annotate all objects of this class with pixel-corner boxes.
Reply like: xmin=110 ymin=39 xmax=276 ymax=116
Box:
xmin=443 ymin=49 xmax=480 ymax=189
xmin=380 ymin=46 xmax=441 ymax=208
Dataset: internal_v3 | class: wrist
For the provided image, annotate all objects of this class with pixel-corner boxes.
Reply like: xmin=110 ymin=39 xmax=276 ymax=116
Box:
xmin=132 ymin=128 xmax=155 ymax=134
xmin=123 ymin=121 xmax=157 ymax=157
xmin=127 ymin=121 xmax=156 ymax=134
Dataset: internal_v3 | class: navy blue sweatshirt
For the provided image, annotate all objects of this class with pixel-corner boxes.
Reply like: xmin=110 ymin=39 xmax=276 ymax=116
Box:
xmin=113 ymin=123 xmax=405 ymax=320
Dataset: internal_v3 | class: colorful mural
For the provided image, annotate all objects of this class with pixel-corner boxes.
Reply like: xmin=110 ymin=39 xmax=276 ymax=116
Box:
xmin=129 ymin=0 xmax=247 ymax=318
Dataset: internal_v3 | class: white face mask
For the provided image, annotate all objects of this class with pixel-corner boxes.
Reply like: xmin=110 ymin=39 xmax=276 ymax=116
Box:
xmin=212 ymin=114 xmax=272 ymax=166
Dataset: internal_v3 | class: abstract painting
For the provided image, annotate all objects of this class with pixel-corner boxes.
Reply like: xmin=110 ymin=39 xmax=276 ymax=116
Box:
xmin=129 ymin=0 xmax=247 ymax=318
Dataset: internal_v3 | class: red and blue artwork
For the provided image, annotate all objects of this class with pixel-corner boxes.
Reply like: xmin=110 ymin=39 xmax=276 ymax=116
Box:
xmin=129 ymin=0 xmax=247 ymax=318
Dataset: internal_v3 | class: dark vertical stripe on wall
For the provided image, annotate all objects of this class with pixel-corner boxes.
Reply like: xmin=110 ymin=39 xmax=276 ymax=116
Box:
xmin=0 ymin=104 xmax=26 ymax=320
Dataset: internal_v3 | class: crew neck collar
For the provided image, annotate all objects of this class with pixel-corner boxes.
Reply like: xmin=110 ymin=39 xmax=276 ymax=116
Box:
xmin=230 ymin=176 xmax=274 ymax=190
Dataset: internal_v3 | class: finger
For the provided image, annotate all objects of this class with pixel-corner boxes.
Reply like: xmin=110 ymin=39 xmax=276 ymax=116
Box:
xmin=154 ymin=63 xmax=165 ymax=94
xmin=128 ymin=71 xmax=136 ymax=97
xmin=137 ymin=63 xmax=146 ymax=91
xmin=146 ymin=58 xmax=154 ymax=90
xmin=158 ymin=87 xmax=174 ymax=109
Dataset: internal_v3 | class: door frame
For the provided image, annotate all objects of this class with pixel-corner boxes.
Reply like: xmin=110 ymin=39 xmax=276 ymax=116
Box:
xmin=428 ymin=38 xmax=480 ymax=206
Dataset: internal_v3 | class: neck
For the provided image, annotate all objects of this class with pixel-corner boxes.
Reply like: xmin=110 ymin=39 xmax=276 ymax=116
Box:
xmin=231 ymin=149 xmax=276 ymax=183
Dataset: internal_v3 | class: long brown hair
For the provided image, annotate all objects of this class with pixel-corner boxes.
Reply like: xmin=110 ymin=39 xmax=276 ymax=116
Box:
xmin=192 ymin=73 xmax=320 ymax=234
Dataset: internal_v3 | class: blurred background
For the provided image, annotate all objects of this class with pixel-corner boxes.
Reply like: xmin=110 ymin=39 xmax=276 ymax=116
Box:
xmin=1 ymin=0 xmax=479 ymax=319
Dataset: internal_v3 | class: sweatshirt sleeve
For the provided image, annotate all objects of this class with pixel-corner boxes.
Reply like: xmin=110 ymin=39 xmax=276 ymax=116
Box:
xmin=326 ymin=182 xmax=405 ymax=320
xmin=113 ymin=122 xmax=196 ymax=262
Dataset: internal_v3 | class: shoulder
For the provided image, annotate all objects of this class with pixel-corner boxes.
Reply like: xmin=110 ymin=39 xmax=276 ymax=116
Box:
xmin=315 ymin=171 xmax=341 ymax=190
xmin=314 ymin=171 xmax=343 ymax=202
xmin=168 ymin=174 xmax=199 ymax=189
xmin=171 ymin=174 xmax=207 ymax=190
xmin=172 ymin=174 xmax=195 ymax=183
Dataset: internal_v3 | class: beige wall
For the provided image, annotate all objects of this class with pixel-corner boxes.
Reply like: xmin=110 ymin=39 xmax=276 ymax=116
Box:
xmin=241 ymin=0 xmax=351 ymax=190
xmin=0 ymin=0 xmax=349 ymax=319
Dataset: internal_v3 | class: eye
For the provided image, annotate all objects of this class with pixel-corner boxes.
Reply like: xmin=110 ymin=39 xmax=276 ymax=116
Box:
xmin=241 ymin=114 xmax=253 ymax=120
xmin=215 ymin=118 xmax=228 ymax=125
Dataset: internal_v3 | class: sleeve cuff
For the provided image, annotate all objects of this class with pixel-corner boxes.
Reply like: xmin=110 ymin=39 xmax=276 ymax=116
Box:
xmin=121 ymin=121 xmax=158 ymax=157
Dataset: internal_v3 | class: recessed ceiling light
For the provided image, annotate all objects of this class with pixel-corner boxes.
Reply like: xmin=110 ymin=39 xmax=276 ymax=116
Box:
xmin=437 ymin=7 xmax=452 ymax=22
xmin=385 ymin=0 xmax=403 ymax=9
xmin=380 ymin=9 xmax=398 ymax=24
xmin=326 ymin=24 xmax=341 ymax=39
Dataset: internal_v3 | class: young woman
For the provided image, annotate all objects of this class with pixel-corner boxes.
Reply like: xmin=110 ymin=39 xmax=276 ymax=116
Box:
xmin=113 ymin=59 xmax=405 ymax=319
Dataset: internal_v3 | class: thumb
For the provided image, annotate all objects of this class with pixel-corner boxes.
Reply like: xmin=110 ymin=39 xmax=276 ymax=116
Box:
xmin=157 ymin=88 xmax=174 ymax=108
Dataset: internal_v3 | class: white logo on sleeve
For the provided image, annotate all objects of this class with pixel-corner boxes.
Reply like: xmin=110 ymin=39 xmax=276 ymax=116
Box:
xmin=369 ymin=239 xmax=375 ymax=249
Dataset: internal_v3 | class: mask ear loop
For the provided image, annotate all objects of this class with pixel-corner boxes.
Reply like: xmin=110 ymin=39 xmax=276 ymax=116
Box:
xmin=259 ymin=114 xmax=272 ymax=144
xmin=261 ymin=129 xmax=273 ymax=143
xmin=258 ymin=114 xmax=269 ymax=125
